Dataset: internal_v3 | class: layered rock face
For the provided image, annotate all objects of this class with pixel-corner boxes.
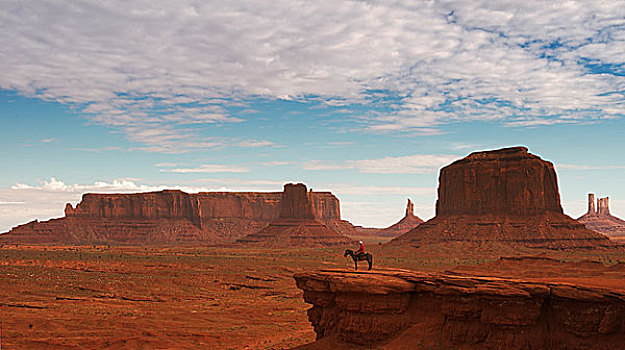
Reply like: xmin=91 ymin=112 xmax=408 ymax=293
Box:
xmin=389 ymin=147 xmax=611 ymax=249
xmin=436 ymin=147 xmax=562 ymax=216
xmin=578 ymin=194 xmax=625 ymax=238
xmin=295 ymin=269 xmax=625 ymax=349
xmin=237 ymin=184 xmax=354 ymax=247
xmin=0 ymin=187 xmax=348 ymax=245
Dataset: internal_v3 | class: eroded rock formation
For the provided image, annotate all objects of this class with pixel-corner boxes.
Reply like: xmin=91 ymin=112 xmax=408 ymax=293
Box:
xmin=578 ymin=193 xmax=625 ymax=238
xmin=295 ymin=269 xmax=625 ymax=349
xmin=339 ymin=199 xmax=424 ymax=239
xmin=374 ymin=199 xmax=424 ymax=237
xmin=389 ymin=147 xmax=611 ymax=249
xmin=0 ymin=186 xmax=352 ymax=245
xmin=237 ymin=184 xmax=354 ymax=247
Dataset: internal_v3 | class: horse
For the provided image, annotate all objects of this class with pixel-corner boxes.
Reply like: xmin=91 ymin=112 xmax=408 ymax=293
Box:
xmin=344 ymin=249 xmax=373 ymax=270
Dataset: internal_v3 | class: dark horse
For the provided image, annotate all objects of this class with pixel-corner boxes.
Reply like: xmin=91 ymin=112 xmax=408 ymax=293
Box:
xmin=344 ymin=249 xmax=373 ymax=270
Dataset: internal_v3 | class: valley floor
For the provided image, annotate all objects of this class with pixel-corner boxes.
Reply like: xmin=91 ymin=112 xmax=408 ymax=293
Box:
xmin=2 ymin=243 xmax=625 ymax=349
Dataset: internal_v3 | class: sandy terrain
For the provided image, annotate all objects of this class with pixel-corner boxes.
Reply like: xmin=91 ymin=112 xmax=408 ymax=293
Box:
xmin=1 ymin=245 xmax=326 ymax=349
xmin=3 ymin=243 xmax=625 ymax=349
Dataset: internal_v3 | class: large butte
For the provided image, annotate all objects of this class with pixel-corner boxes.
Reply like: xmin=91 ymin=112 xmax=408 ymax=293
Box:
xmin=388 ymin=146 xmax=612 ymax=249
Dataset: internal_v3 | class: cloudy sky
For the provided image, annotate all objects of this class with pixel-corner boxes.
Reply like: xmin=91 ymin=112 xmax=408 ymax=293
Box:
xmin=1 ymin=1 xmax=625 ymax=232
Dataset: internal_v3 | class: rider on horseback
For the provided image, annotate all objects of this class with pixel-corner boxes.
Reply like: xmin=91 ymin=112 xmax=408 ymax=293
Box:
xmin=356 ymin=241 xmax=365 ymax=257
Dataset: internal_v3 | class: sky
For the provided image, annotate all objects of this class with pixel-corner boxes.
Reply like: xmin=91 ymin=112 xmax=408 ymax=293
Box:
xmin=1 ymin=1 xmax=625 ymax=232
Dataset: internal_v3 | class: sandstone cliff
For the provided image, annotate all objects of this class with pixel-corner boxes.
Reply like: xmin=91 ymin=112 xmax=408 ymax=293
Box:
xmin=436 ymin=147 xmax=562 ymax=216
xmin=0 ymin=187 xmax=351 ymax=245
xmin=294 ymin=268 xmax=625 ymax=349
xmin=578 ymin=193 xmax=625 ymax=238
xmin=237 ymin=184 xmax=354 ymax=247
xmin=388 ymin=147 xmax=611 ymax=249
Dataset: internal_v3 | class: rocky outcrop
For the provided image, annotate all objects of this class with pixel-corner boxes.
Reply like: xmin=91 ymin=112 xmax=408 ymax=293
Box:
xmin=599 ymin=197 xmax=611 ymax=216
xmin=0 ymin=187 xmax=352 ymax=245
xmin=436 ymin=146 xmax=562 ymax=216
xmin=279 ymin=184 xmax=316 ymax=220
xmin=294 ymin=269 xmax=625 ymax=349
xmin=237 ymin=184 xmax=354 ymax=247
xmin=375 ymin=199 xmax=424 ymax=237
xmin=578 ymin=194 xmax=625 ymax=238
xmin=388 ymin=147 xmax=612 ymax=249
xmin=338 ymin=199 xmax=424 ymax=239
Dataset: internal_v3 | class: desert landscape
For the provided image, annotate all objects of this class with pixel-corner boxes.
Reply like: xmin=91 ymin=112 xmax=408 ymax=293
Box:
xmin=3 ymin=147 xmax=625 ymax=349
xmin=2 ymin=2 xmax=625 ymax=349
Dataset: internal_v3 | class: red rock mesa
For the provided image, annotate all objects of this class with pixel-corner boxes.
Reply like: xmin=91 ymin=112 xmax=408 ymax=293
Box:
xmin=388 ymin=147 xmax=612 ymax=249
xmin=0 ymin=187 xmax=354 ymax=245
xmin=578 ymin=193 xmax=625 ymax=238
xmin=237 ymin=183 xmax=354 ymax=247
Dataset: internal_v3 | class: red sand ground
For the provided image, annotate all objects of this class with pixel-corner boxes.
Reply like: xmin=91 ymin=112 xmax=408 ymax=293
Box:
xmin=3 ymin=244 xmax=625 ymax=349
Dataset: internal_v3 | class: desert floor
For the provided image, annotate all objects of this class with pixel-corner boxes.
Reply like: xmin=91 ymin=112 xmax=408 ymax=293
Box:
xmin=2 ymin=243 xmax=625 ymax=349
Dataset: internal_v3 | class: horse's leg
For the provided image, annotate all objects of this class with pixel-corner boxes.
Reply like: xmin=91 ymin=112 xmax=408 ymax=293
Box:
xmin=368 ymin=255 xmax=372 ymax=270
xmin=354 ymin=258 xmax=358 ymax=270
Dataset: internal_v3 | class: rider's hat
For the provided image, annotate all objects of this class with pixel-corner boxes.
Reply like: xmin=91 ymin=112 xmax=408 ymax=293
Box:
xmin=359 ymin=241 xmax=363 ymax=244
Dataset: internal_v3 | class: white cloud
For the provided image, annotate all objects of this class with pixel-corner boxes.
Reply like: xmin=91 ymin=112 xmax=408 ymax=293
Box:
xmin=302 ymin=161 xmax=352 ymax=171
xmin=161 ymin=164 xmax=250 ymax=173
xmin=236 ymin=140 xmax=277 ymax=148
xmin=445 ymin=142 xmax=480 ymax=151
xmin=325 ymin=141 xmax=355 ymax=147
xmin=303 ymin=154 xmax=459 ymax=174
xmin=72 ymin=146 xmax=125 ymax=152
xmin=12 ymin=177 xmax=159 ymax=192
xmin=1 ymin=0 xmax=624 ymax=148
xmin=259 ymin=161 xmax=294 ymax=166
xmin=10 ymin=177 xmax=229 ymax=194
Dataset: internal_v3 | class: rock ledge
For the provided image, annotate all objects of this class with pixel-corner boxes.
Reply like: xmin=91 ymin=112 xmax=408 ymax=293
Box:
xmin=294 ymin=269 xmax=625 ymax=349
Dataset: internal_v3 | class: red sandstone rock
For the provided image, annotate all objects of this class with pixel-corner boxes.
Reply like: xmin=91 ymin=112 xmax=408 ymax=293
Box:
xmin=280 ymin=184 xmax=315 ymax=220
xmin=578 ymin=193 xmax=625 ymax=238
xmin=375 ymin=199 xmax=424 ymax=237
xmin=437 ymin=146 xmax=562 ymax=216
xmin=294 ymin=268 xmax=625 ymax=349
xmin=0 ymin=187 xmax=350 ymax=245
xmin=388 ymin=147 xmax=612 ymax=249
xmin=237 ymin=184 xmax=354 ymax=247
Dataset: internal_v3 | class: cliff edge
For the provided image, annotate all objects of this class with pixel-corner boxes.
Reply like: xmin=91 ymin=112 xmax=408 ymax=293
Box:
xmin=294 ymin=268 xmax=625 ymax=349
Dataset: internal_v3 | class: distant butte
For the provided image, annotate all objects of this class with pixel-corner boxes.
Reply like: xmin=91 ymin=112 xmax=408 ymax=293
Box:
xmin=388 ymin=147 xmax=613 ymax=249
xmin=578 ymin=193 xmax=625 ymax=239
xmin=236 ymin=183 xmax=354 ymax=247
xmin=0 ymin=186 xmax=358 ymax=245
xmin=377 ymin=198 xmax=424 ymax=236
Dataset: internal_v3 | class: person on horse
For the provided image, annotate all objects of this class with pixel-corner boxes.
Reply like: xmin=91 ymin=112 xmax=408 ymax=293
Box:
xmin=356 ymin=241 xmax=365 ymax=257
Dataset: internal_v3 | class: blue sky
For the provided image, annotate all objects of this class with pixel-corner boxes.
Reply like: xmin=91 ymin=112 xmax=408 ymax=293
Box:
xmin=1 ymin=1 xmax=625 ymax=232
